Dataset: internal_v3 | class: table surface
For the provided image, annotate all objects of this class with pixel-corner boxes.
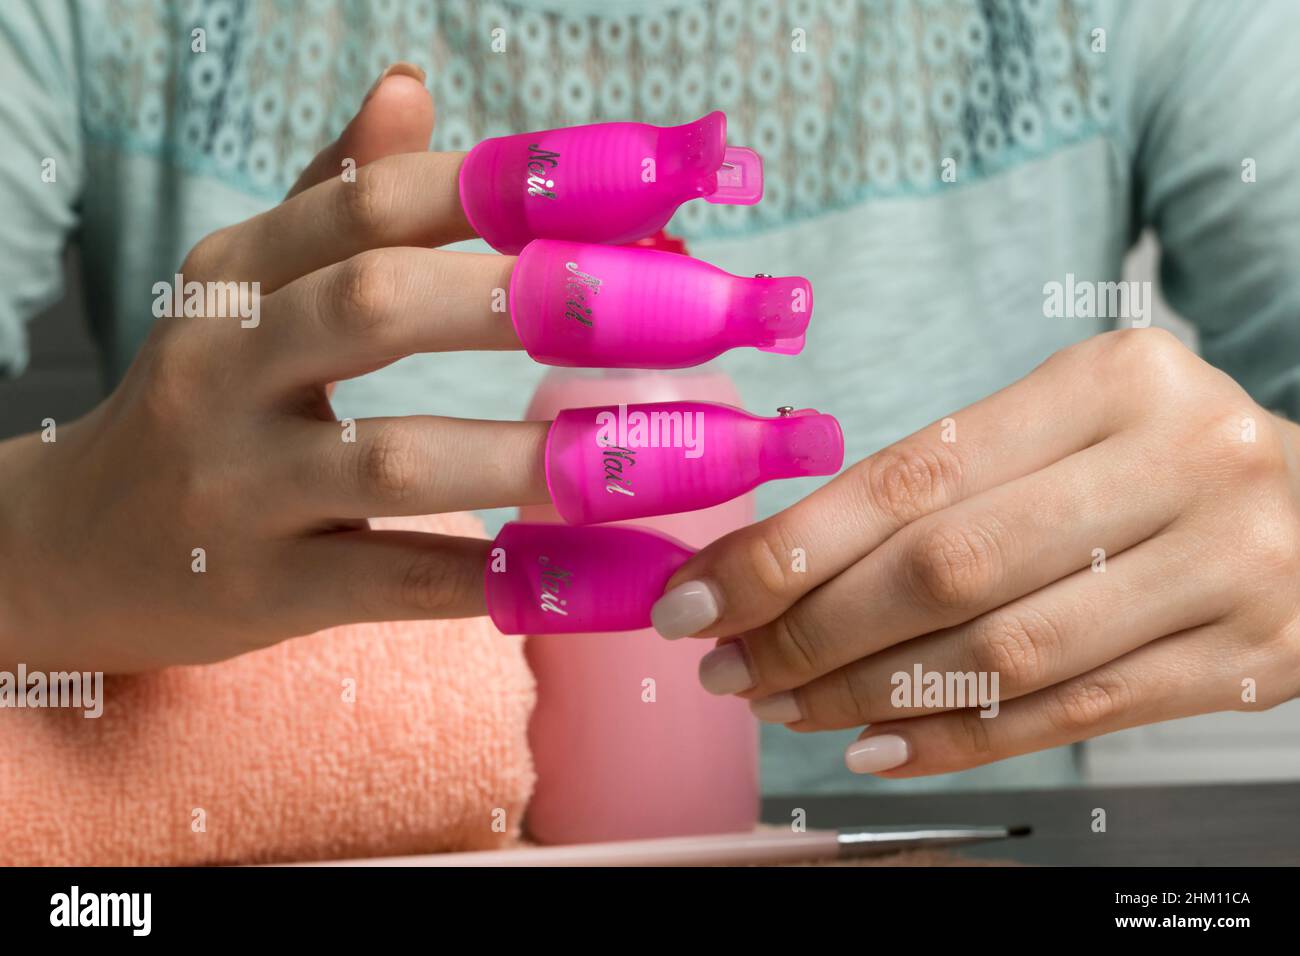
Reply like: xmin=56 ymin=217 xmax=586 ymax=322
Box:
xmin=761 ymin=780 xmax=1300 ymax=865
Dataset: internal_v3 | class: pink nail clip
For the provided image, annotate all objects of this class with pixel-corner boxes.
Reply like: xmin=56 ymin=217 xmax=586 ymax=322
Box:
xmin=485 ymin=522 xmax=695 ymax=634
xmin=458 ymin=111 xmax=762 ymax=254
xmin=509 ymin=239 xmax=813 ymax=368
xmin=545 ymin=402 xmax=845 ymax=525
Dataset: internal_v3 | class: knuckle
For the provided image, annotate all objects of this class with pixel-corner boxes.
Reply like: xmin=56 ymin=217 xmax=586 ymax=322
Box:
xmin=1226 ymin=416 xmax=1288 ymax=482
xmin=857 ymin=442 xmax=963 ymax=525
xmin=970 ymin=606 xmax=1060 ymax=691
xmin=334 ymin=251 xmax=395 ymax=336
xmin=768 ymin=607 xmax=823 ymax=682
xmin=136 ymin=341 xmax=198 ymax=428
xmin=951 ymin=707 xmax=996 ymax=758
xmin=181 ymin=228 xmax=230 ymax=277
xmin=1043 ymin=334 xmax=1090 ymax=370
xmin=1245 ymin=514 xmax=1300 ymax=584
xmin=1045 ymin=670 xmax=1134 ymax=736
xmin=397 ymin=549 xmax=465 ymax=616
xmin=1265 ymin=620 xmax=1300 ymax=703
xmin=738 ymin=523 xmax=799 ymax=605
xmin=905 ymin=521 xmax=1000 ymax=612
xmin=837 ymin=667 xmax=876 ymax=725
xmin=359 ymin=424 xmax=421 ymax=506
xmin=338 ymin=162 xmax=391 ymax=241
xmin=1099 ymin=326 xmax=1188 ymax=381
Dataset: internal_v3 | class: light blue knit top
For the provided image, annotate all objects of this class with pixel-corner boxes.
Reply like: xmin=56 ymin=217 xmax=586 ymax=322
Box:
xmin=4 ymin=0 xmax=1300 ymax=793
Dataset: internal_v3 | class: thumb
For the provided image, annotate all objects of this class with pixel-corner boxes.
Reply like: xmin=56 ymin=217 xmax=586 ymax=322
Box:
xmin=286 ymin=61 xmax=434 ymax=199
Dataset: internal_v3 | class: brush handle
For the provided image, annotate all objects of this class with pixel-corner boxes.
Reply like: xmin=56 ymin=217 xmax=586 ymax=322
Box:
xmin=301 ymin=826 xmax=1017 ymax=867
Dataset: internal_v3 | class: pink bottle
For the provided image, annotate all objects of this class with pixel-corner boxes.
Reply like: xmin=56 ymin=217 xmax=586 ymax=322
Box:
xmin=519 ymin=368 xmax=759 ymax=844
xmin=509 ymin=239 xmax=812 ymax=368
xmin=545 ymin=401 xmax=844 ymax=525
xmin=458 ymin=111 xmax=762 ymax=254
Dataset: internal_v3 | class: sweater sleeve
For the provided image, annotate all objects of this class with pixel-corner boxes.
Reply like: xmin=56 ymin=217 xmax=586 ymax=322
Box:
xmin=1113 ymin=0 xmax=1300 ymax=416
xmin=0 ymin=0 xmax=84 ymax=378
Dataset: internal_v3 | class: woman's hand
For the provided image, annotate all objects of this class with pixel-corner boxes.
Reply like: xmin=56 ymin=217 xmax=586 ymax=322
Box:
xmin=0 ymin=66 xmax=548 ymax=673
xmin=652 ymin=328 xmax=1300 ymax=776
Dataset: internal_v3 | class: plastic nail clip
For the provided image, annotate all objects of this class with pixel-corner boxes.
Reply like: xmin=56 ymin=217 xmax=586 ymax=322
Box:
xmin=484 ymin=522 xmax=696 ymax=634
xmin=459 ymin=111 xmax=762 ymax=254
xmin=509 ymin=239 xmax=812 ymax=368
xmin=545 ymin=402 xmax=844 ymax=524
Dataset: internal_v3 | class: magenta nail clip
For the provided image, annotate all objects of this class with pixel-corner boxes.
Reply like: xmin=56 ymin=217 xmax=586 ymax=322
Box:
xmin=458 ymin=111 xmax=762 ymax=254
xmin=545 ymin=402 xmax=845 ymax=525
xmin=485 ymin=522 xmax=695 ymax=634
xmin=509 ymin=240 xmax=812 ymax=368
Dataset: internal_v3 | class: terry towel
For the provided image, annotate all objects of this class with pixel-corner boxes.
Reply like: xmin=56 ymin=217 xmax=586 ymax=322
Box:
xmin=0 ymin=512 xmax=536 ymax=866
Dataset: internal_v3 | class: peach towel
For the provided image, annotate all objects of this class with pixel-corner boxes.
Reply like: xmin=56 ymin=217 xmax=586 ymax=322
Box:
xmin=0 ymin=512 xmax=535 ymax=866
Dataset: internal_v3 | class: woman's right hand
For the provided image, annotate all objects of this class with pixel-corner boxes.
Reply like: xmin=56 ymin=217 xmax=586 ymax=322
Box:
xmin=0 ymin=65 xmax=548 ymax=673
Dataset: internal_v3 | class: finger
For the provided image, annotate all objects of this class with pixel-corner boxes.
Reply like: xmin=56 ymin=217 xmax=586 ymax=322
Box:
xmin=252 ymin=248 xmax=518 ymax=389
xmin=702 ymin=431 xmax=1186 ymax=698
xmin=839 ymin=623 xmax=1251 ymax=777
xmin=652 ymin=332 xmax=1156 ymax=641
xmin=761 ymin=529 xmax=1232 ymax=730
xmin=277 ymin=415 xmax=550 ymax=522
xmin=279 ymin=529 xmax=491 ymax=631
xmin=199 ymin=150 xmax=475 ymax=294
xmin=286 ymin=62 xmax=434 ymax=200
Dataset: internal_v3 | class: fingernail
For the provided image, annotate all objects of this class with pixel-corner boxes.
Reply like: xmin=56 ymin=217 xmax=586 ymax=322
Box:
xmin=844 ymin=734 xmax=910 ymax=774
xmin=651 ymin=580 xmax=720 ymax=640
xmin=698 ymin=641 xmax=754 ymax=695
xmin=364 ymin=61 xmax=427 ymax=104
xmin=749 ymin=691 xmax=801 ymax=724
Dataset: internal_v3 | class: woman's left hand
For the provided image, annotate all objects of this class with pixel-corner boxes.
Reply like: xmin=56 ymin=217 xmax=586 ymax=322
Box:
xmin=651 ymin=328 xmax=1300 ymax=776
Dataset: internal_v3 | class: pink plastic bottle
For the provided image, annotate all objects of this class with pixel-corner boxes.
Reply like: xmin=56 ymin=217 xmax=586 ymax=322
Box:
xmin=520 ymin=367 xmax=759 ymax=844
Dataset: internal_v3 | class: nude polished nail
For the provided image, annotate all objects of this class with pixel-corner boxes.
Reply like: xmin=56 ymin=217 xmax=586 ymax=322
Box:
xmin=844 ymin=734 xmax=910 ymax=774
xmin=698 ymin=641 xmax=755 ymax=695
xmin=749 ymin=691 xmax=802 ymax=724
xmin=651 ymin=581 xmax=720 ymax=639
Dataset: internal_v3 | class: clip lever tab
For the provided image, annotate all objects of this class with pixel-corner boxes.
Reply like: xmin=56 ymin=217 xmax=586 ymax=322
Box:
xmin=706 ymin=146 xmax=764 ymax=205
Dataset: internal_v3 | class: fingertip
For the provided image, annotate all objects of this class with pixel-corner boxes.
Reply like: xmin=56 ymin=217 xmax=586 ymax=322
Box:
xmin=348 ymin=68 xmax=435 ymax=158
xmin=284 ymin=64 xmax=434 ymax=199
xmin=361 ymin=61 xmax=428 ymax=106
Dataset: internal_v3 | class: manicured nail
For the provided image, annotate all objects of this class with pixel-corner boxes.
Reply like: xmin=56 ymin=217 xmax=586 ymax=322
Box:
xmin=651 ymin=580 xmax=720 ymax=640
xmin=844 ymin=734 xmax=910 ymax=774
xmin=364 ymin=61 xmax=427 ymax=104
xmin=698 ymin=641 xmax=754 ymax=695
xmin=749 ymin=691 xmax=801 ymax=723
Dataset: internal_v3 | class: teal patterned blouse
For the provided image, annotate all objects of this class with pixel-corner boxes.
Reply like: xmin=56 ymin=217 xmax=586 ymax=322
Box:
xmin=4 ymin=0 xmax=1300 ymax=794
